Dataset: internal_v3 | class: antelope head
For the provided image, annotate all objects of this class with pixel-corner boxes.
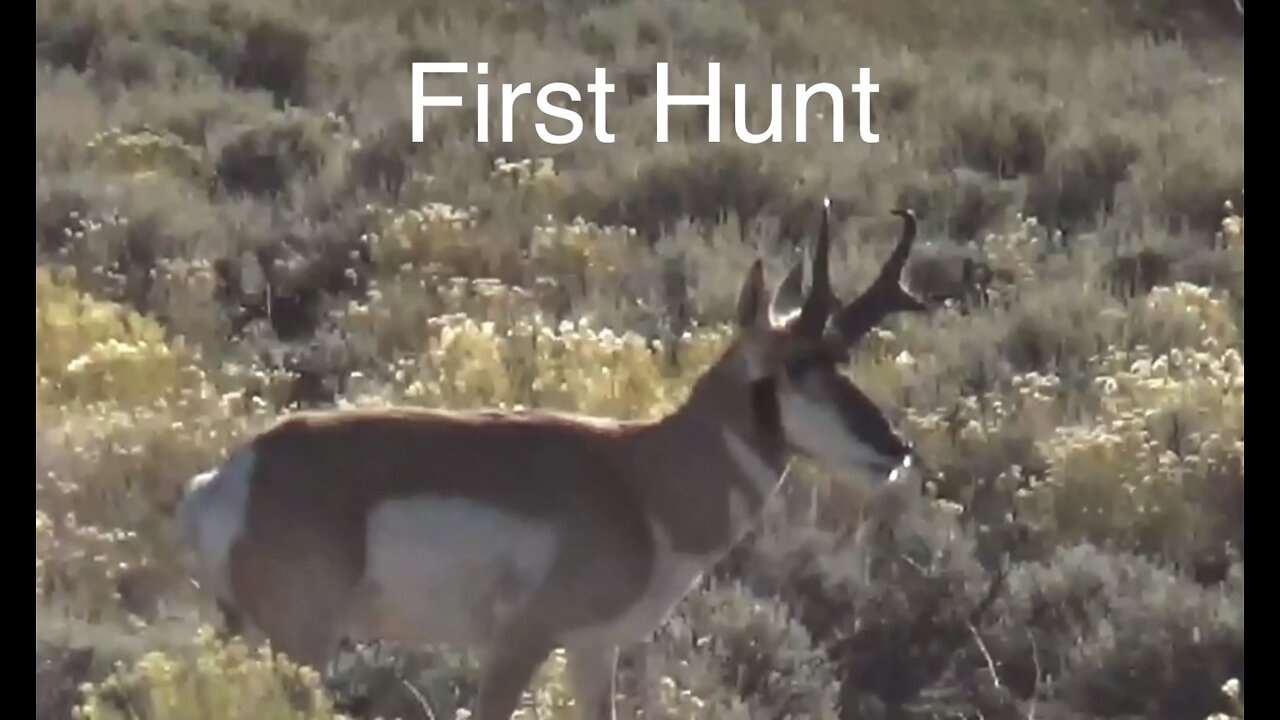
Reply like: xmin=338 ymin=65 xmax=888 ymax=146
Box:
xmin=732 ymin=200 xmax=929 ymax=485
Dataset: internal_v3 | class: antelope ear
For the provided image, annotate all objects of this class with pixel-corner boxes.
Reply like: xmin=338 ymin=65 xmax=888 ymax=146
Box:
xmin=770 ymin=258 xmax=806 ymax=323
xmin=735 ymin=259 xmax=770 ymax=330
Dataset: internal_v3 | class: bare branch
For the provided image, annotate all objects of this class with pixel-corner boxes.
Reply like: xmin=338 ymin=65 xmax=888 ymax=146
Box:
xmin=970 ymin=558 xmax=1009 ymax=625
xmin=1028 ymin=629 xmax=1042 ymax=720
xmin=968 ymin=621 xmax=1002 ymax=690
xmin=398 ymin=674 xmax=439 ymax=720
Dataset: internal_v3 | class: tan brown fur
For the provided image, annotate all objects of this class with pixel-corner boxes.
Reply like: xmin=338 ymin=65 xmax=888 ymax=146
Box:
xmin=226 ymin=355 xmax=784 ymax=663
xmin=177 ymin=201 xmax=931 ymax=720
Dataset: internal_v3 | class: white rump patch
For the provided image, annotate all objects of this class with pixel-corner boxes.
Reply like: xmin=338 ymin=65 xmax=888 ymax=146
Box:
xmin=176 ymin=447 xmax=256 ymax=601
xmin=357 ymin=497 xmax=558 ymax=646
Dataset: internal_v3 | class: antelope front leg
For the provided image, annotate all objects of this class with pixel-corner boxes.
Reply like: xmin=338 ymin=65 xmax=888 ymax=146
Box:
xmin=567 ymin=643 xmax=619 ymax=720
xmin=475 ymin=632 xmax=554 ymax=720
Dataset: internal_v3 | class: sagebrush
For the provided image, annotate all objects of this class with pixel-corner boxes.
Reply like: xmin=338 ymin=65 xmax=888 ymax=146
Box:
xmin=36 ymin=0 xmax=1243 ymax=718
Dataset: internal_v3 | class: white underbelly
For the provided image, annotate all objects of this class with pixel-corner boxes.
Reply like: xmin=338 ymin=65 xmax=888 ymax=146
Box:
xmin=352 ymin=496 xmax=559 ymax=646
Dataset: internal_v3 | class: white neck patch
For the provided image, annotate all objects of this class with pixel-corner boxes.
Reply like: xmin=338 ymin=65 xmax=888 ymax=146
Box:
xmin=719 ymin=426 xmax=788 ymax=501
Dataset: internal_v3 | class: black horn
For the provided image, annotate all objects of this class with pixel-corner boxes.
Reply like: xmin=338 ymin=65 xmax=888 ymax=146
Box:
xmin=793 ymin=197 xmax=841 ymax=337
xmin=830 ymin=208 xmax=928 ymax=347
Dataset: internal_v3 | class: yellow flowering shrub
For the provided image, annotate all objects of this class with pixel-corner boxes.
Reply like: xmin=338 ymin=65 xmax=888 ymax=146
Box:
xmin=37 ymin=393 xmax=273 ymax=619
xmin=36 ymin=266 xmax=197 ymax=409
xmin=363 ymin=204 xmax=640 ymax=288
xmin=491 ymin=155 xmax=568 ymax=211
xmin=84 ymin=128 xmax=209 ymax=184
xmin=364 ymin=201 xmax=484 ymax=278
xmin=1024 ymin=340 xmax=1243 ymax=561
xmin=37 ymin=267 xmax=275 ymax=619
xmin=529 ymin=216 xmax=638 ymax=283
xmin=894 ymin=278 xmax=1243 ymax=566
xmin=73 ymin=627 xmax=334 ymax=720
xmin=981 ymin=214 xmax=1049 ymax=285
xmin=1130 ymin=281 xmax=1241 ymax=354
xmin=35 ymin=159 xmax=1244 ymax=717
xmin=403 ymin=311 xmax=731 ymax=419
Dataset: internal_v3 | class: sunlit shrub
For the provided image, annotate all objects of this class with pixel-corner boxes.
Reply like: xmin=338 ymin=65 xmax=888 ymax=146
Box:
xmin=73 ymin=627 xmax=333 ymax=720
xmin=1130 ymin=281 xmax=1241 ymax=354
xmin=36 ymin=268 xmax=279 ymax=619
xmin=84 ymin=128 xmax=208 ymax=185
xmin=36 ymin=392 xmax=271 ymax=620
xmin=363 ymin=202 xmax=484 ymax=278
xmin=33 ymin=145 xmax=1248 ymax=720
xmin=402 ymin=310 xmax=731 ymax=419
xmin=34 ymin=0 xmax=1247 ymax=716
xmin=1208 ymin=677 xmax=1244 ymax=720
xmin=529 ymin=216 xmax=638 ymax=283
xmin=491 ymin=155 xmax=568 ymax=212
xmin=36 ymin=266 xmax=198 ymax=409
xmin=649 ymin=584 xmax=840 ymax=719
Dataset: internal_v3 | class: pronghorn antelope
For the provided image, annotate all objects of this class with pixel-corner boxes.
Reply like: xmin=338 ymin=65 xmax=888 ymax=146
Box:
xmin=175 ymin=200 xmax=931 ymax=719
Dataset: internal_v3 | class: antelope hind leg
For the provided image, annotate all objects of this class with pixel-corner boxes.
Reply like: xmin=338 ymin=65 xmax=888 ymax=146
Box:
xmin=567 ymin=643 xmax=619 ymax=720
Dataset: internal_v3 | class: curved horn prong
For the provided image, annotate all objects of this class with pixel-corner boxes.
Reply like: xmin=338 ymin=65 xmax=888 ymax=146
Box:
xmin=831 ymin=208 xmax=928 ymax=346
xmin=794 ymin=197 xmax=840 ymax=337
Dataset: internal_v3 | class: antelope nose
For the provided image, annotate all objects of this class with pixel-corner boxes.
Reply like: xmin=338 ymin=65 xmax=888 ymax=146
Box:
xmin=886 ymin=448 xmax=922 ymax=484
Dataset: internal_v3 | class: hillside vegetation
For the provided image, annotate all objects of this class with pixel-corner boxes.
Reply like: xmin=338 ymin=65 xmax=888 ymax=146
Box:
xmin=36 ymin=0 xmax=1244 ymax=718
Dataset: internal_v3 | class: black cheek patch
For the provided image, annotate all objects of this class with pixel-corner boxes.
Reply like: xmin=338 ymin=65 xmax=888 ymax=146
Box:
xmin=829 ymin=377 xmax=911 ymax=459
xmin=749 ymin=377 xmax=782 ymax=439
